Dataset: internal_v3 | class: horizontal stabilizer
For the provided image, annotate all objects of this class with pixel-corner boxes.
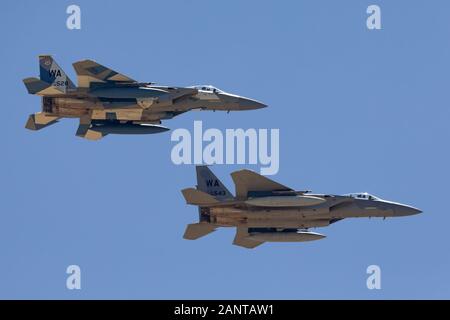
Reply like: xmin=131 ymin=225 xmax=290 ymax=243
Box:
xmin=183 ymin=223 xmax=216 ymax=240
xmin=23 ymin=77 xmax=52 ymax=95
xmin=231 ymin=169 xmax=293 ymax=199
xmin=181 ymin=188 xmax=220 ymax=206
xmin=25 ymin=113 xmax=59 ymax=131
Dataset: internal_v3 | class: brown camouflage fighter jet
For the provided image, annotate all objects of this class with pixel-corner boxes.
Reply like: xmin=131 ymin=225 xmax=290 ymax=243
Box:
xmin=182 ymin=166 xmax=422 ymax=249
xmin=23 ymin=55 xmax=266 ymax=140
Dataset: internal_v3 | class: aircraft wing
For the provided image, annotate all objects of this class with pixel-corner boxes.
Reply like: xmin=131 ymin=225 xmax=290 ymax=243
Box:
xmin=230 ymin=169 xmax=293 ymax=199
xmin=72 ymin=59 xmax=137 ymax=87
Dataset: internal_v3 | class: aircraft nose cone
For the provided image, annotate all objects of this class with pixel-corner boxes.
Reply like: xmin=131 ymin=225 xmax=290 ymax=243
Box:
xmin=395 ymin=205 xmax=422 ymax=216
xmin=238 ymin=98 xmax=267 ymax=110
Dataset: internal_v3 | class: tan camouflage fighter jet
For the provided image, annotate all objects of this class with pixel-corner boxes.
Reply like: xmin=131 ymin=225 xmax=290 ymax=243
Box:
xmin=182 ymin=166 xmax=422 ymax=249
xmin=23 ymin=55 xmax=266 ymax=140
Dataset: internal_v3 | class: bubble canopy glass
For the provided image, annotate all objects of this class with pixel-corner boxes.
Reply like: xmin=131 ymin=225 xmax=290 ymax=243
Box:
xmin=345 ymin=192 xmax=380 ymax=201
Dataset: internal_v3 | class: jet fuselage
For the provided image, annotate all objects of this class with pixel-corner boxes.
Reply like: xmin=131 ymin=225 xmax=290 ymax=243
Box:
xmin=199 ymin=193 xmax=421 ymax=229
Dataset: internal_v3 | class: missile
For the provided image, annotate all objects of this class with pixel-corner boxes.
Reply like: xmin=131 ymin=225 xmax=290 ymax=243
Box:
xmin=245 ymin=195 xmax=326 ymax=207
xmin=89 ymin=122 xmax=170 ymax=135
xmin=248 ymin=230 xmax=326 ymax=243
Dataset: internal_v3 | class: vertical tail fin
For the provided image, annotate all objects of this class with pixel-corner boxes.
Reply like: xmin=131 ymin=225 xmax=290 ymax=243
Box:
xmin=38 ymin=55 xmax=75 ymax=93
xmin=196 ymin=166 xmax=234 ymax=200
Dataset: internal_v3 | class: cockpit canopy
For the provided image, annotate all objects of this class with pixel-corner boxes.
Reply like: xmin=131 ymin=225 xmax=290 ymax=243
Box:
xmin=191 ymin=85 xmax=223 ymax=93
xmin=346 ymin=192 xmax=380 ymax=201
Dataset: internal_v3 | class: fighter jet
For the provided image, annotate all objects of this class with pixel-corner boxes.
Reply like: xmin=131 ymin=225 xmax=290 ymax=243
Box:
xmin=181 ymin=166 xmax=422 ymax=249
xmin=23 ymin=55 xmax=266 ymax=140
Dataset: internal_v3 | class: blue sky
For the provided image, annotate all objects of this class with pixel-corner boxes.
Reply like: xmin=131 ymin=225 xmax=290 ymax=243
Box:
xmin=0 ymin=0 xmax=449 ymax=299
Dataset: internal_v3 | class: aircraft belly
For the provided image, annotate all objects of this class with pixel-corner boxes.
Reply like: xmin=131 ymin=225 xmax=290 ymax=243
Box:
xmin=99 ymin=101 xmax=138 ymax=109
xmin=51 ymin=107 xmax=88 ymax=117
xmin=53 ymin=97 xmax=95 ymax=109
xmin=46 ymin=97 xmax=136 ymax=118
xmin=244 ymin=207 xmax=330 ymax=218
xmin=209 ymin=207 xmax=245 ymax=219
xmin=243 ymin=219 xmax=330 ymax=228
xmin=87 ymin=109 xmax=144 ymax=121
xmin=209 ymin=207 xmax=331 ymax=228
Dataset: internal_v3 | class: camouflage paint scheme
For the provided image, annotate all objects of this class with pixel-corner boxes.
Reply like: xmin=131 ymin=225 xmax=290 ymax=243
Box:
xmin=182 ymin=166 xmax=422 ymax=249
xmin=23 ymin=55 xmax=267 ymax=140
